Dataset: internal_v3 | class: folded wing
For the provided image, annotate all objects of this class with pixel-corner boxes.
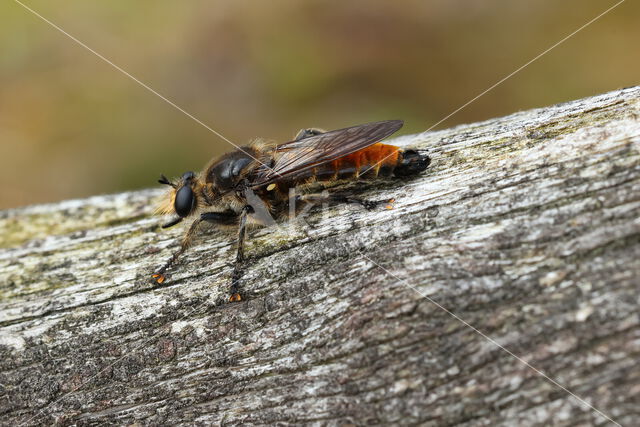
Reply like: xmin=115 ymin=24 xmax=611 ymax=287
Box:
xmin=252 ymin=119 xmax=403 ymax=187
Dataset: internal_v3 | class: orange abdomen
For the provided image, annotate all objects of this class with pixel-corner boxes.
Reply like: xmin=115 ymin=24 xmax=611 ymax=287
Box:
xmin=312 ymin=143 xmax=401 ymax=181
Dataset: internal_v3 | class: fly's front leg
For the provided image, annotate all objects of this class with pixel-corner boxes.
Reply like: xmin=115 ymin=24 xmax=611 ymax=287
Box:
xmin=229 ymin=206 xmax=250 ymax=302
xmin=201 ymin=210 xmax=238 ymax=226
xmin=152 ymin=217 xmax=203 ymax=284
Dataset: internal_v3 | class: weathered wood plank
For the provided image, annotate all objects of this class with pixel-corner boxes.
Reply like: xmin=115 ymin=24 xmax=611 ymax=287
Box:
xmin=1 ymin=87 xmax=640 ymax=426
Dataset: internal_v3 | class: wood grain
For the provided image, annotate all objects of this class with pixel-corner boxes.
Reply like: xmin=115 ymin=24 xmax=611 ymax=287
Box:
xmin=1 ymin=87 xmax=640 ymax=426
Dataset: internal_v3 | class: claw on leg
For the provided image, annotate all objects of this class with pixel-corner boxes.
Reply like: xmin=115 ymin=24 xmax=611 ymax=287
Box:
xmin=385 ymin=198 xmax=396 ymax=210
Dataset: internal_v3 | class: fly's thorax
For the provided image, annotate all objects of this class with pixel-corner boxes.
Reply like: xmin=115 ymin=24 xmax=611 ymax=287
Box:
xmin=204 ymin=143 xmax=272 ymax=193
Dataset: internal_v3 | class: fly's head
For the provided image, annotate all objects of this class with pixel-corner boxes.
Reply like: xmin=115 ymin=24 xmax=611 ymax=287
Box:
xmin=157 ymin=171 xmax=203 ymax=228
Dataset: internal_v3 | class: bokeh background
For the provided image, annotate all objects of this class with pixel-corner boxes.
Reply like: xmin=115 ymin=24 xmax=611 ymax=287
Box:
xmin=1 ymin=0 xmax=638 ymax=209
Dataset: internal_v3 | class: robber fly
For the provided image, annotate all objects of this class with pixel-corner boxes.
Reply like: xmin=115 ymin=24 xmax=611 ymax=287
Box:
xmin=152 ymin=120 xmax=430 ymax=301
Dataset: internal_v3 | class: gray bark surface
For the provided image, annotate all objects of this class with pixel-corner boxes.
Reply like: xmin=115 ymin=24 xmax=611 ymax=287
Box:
xmin=1 ymin=87 xmax=640 ymax=426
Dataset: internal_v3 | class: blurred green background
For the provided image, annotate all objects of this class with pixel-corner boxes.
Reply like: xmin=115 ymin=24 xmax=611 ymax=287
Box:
xmin=1 ymin=0 xmax=638 ymax=209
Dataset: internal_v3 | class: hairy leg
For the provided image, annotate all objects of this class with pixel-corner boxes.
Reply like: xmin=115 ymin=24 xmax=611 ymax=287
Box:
xmin=297 ymin=192 xmax=394 ymax=211
xmin=294 ymin=127 xmax=325 ymax=141
xmin=229 ymin=206 xmax=250 ymax=302
xmin=152 ymin=216 xmax=203 ymax=283
xmin=152 ymin=210 xmax=239 ymax=284
xmin=200 ymin=210 xmax=238 ymax=226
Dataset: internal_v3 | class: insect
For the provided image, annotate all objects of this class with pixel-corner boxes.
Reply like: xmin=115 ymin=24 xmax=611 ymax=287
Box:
xmin=152 ymin=120 xmax=430 ymax=301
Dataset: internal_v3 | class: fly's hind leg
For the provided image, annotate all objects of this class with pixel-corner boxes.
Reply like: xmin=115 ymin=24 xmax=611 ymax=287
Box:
xmin=329 ymin=194 xmax=394 ymax=210
xmin=294 ymin=127 xmax=326 ymax=141
xmin=298 ymin=192 xmax=395 ymax=211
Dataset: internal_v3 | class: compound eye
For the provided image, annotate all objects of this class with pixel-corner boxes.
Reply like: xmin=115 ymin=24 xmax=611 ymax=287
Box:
xmin=174 ymin=185 xmax=195 ymax=217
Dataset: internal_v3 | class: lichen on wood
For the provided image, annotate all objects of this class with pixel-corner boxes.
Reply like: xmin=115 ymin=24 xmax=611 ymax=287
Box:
xmin=1 ymin=87 xmax=640 ymax=425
